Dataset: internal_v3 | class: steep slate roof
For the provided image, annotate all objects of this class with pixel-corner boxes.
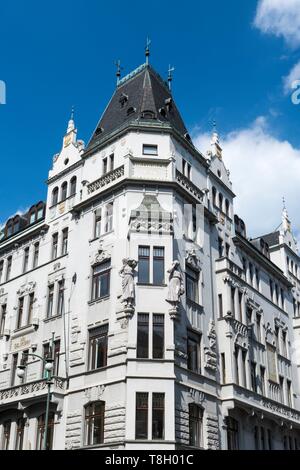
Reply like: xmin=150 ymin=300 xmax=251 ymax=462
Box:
xmin=87 ymin=63 xmax=189 ymax=150
xmin=261 ymin=231 xmax=280 ymax=247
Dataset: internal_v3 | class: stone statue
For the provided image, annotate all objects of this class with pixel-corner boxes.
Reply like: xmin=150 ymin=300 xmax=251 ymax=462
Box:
xmin=119 ymin=258 xmax=137 ymax=312
xmin=166 ymin=261 xmax=185 ymax=317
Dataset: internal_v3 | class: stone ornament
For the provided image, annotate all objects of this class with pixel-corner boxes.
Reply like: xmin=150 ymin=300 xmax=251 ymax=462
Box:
xmin=166 ymin=261 xmax=185 ymax=319
xmin=204 ymin=320 xmax=217 ymax=372
xmin=93 ymin=249 xmax=111 ymax=265
xmin=17 ymin=281 xmax=36 ymax=296
xmin=186 ymin=249 xmax=202 ymax=271
xmin=119 ymin=258 xmax=138 ymax=314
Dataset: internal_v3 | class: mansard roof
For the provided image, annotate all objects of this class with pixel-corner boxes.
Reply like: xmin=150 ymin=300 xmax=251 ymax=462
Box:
xmin=87 ymin=63 xmax=190 ymax=151
xmin=261 ymin=231 xmax=280 ymax=248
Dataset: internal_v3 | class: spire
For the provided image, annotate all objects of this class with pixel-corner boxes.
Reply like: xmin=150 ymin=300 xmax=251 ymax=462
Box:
xmin=282 ymin=197 xmax=291 ymax=233
xmin=67 ymin=106 xmax=75 ymax=134
xmin=145 ymin=37 xmax=151 ymax=65
xmin=167 ymin=65 xmax=175 ymax=92
xmin=63 ymin=106 xmax=77 ymax=148
xmin=210 ymin=121 xmax=222 ymax=159
xmin=115 ymin=59 xmax=122 ymax=86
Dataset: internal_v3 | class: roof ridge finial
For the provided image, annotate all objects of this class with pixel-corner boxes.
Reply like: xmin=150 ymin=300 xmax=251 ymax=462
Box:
xmin=145 ymin=37 xmax=151 ymax=65
xmin=67 ymin=106 xmax=75 ymax=133
xmin=115 ymin=59 xmax=123 ymax=86
xmin=168 ymin=64 xmax=175 ymax=91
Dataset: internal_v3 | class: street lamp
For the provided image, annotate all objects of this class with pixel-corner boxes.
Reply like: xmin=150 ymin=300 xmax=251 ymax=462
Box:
xmin=17 ymin=335 xmax=55 ymax=450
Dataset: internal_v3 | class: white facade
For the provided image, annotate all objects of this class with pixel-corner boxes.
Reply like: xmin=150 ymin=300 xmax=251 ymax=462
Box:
xmin=0 ymin=63 xmax=300 ymax=450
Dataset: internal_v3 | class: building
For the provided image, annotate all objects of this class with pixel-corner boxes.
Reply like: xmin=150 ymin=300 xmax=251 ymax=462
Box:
xmin=0 ymin=57 xmax=300 ymax=450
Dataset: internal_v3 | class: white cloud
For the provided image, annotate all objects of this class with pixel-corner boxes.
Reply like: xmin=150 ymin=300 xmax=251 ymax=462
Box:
xmin=194 ymin=118 xmax=300 ymax=243
xmin=254 ymin=0 xmax=300 ymax=48
xmin=283 ymin=60 xmax=300 ymax=93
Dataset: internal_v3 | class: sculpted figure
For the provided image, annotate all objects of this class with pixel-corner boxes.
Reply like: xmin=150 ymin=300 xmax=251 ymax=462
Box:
xmin=166 ymin=261 xmax=184 ymax=315
xmin=119 ymin=258 xmax=137 ymax=309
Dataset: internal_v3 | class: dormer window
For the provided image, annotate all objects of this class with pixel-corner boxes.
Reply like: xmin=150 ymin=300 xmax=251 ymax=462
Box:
xmin=95 ymin=127 xmax=103 ymax=136
xmin=141 ymin=110 xmax=155 ymax=119
xmin=127 ymin=107 xmax=136 ymax=116
xmin=159 ymin=107 xmax=166 ymax=117
xmin=119 ymin=93 xmax=128 ymax=107
xmin=143 ymin=144 xmax=158 ymax=156
xmin=164 ymin=97 xmax=172 ymax=111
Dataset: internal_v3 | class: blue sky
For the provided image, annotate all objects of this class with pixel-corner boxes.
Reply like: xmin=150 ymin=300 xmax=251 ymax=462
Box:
xmin=1 ymin=0 xmax=300 ymax=240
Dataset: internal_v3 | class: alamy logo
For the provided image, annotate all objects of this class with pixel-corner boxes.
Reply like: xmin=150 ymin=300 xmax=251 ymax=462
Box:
xmin=0 ymin=80 xmax=6 ymax=104
xmin=291 ymin=80 xmax=300 ymax=105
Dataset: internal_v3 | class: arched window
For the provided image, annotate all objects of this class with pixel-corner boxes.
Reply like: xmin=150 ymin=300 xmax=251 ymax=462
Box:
xmin=36 ymin=412 xmax=55 ymax=450
xmin=52 ymin=187 xmax=59 ymax=206
xmin=212 ymin=187 xmax=217 ymax=206
xmin=225 ymin=199 xmax=230 ymax=217
xmin=6 ymin=220 xmax=13 ymax=237
xmin=28 ymin=208 xmax=36 ymax=225
xmin=70 ymin=176 xmax=77 ymax=196
xmin=13 ymin=216 xmax=21 ymax=233
xmin=37 ymin=202 xmax=45 ymax=220
xmin=85 ymin=401 xmax=105 ymax=446
xmin=219 ymin=193 xmax=223 ymax=212
xmin=60 ymin=182 xmax=68 ymax=202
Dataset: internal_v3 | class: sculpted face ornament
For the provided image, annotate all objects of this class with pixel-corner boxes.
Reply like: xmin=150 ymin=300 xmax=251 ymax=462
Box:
xmin=166 ymin=261 xmax=185 ymax=319
xmin=119 ymin=258 xmax=138 ymax=314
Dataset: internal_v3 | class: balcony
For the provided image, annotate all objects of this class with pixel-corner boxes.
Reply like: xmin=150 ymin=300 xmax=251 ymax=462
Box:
xmin=0 ymin=377 xmax=66 ymax=407
xmin=221 ymin=383 xmax=300 ymax=426
xmin=87 ymin=165 xmax=125 ymax=195
xmin=176 ymin=170 xmax=203 ymax=202
xmin=215 ymin=257 xmax=244 ymax=279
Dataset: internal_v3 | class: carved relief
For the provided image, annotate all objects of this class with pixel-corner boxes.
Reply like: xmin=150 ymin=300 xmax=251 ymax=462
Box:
xmin=17 ymin=281 xmax=36 ymax=296
xmin=204 ymin=320 xmax=217 ymax=372
xmin=93 ymin=249 xmax=111 ymax=265
xmin=185 ymin=249 xmax=202 ymax=271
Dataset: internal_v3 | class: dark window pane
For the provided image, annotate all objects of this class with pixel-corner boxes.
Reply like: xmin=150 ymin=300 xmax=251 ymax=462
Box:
xmin=153 ymin=314 xmax=164 ymax=359
xmin=138 ymin=246 xmax=150 ymax=284
xmin=137 ymin=313 xmax=149 ymax=358
xmin=136 ymin=393 xmax=148 ymax=439
xmin=89 ymin=325 xmax=108 ymax=370
xmin=152 ymin=393 xmax=164 ymax=440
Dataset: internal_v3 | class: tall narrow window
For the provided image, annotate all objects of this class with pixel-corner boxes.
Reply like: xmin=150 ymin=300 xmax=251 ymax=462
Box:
xmin=61 ymin=228 xmax=68 ymax=255
xmin=187 ymin=333 xmax=201 ymax=373
xmin=136 ymin=392 xmax=148 ymax=439
xmin=2 ymin=421 xmax=11 ymax=450
xmin=42 ymin=343 xmax=51 ymax=378
xmin=138 ymin=246 xmax=150 ymax=284
xmin=52 ymin=187 xmax=59 ymax=206
xmin=218 ymin=237 xmax=224 ymax=258
xmin=251 ymin=362 xmax=257 ymax=393
xmin=11 ymin=353 xmax=18 ymax=386
xmin=256 ymin=314 xmax=261 ymax=343
xmin=218 ymin=294 xmax=223 ymax=318
xmin=212 ymin=186 xmax=217 ymax=206
xmin=70 ymin=176 xmax=77 ymax=196
xmin=103 ymin=157 xmax=108 ymax=175
xmin=109 ymin=153 xmax=114 ymax=171
xmin=153 ymin=314 xmax=164 ymax=359
xmin=47 ymin=284 xmax=54 ymax=318
xmin=20 ymin=349 xmax=29 ymax=384
xmin=279 ymin=376 xmax=284 ymax=404
xmin=269 ymin=279 xmax=274 ymax=300
xmin=23 ymin=247 xmax=30 ymax=273
xmin=85 ymin=402 xmax=105 ymax=446
xmin=238 ymin=292 xmax=243 ymax=322
xmin=89 ymin=325 xmax=108 ymax=370
xmin=242 ymin=350 xmax=247 ymax=387
xmin=231 ymin=287 xmax=236 ymax=318
xmin=186 ymin=267 xmax=199 ymax=303
xmin=249 ymin=263 xmax=253 ymax=285
xmin=27 ymin=293 xmax=34 ymax=325
xmin=260 ymin=366 xmax=266 ymax=396
xmin=92 ymin=260 xmax=111 ymax=300
xmin=287 ymin=380 xmax=292 ymax=408
xmin=94 ymin=209 xmax=102 ymax=238
xmin=33 ymin=242 xmax=39 ymax=269
xmin=6 ymin=256 xmax=12 ymax=281
xmin=137 ymin=313 xmax=149 ymax=358
xmin=221 ymin=353 xmax=226 ymax=384
xmin=36 ymin=413 xmax=55 ymax=450
xmin=153 ymin=247 xmax=165 ymax=285
xmin=182 ymin=159 xmax=186 ymax=175
xmin=226 ymin=417 xmax=239 ymax=450
xmin=51 ymin=233 xmax=58 ymax=260
xmin=189 ymin=404 xmax=203 ymax=448
xmin=281 ymin=330 xmax=287 ymax=357
xmin=52 ymin=340 xmax=60 ymax=376
xmin=0 ymin=260 xmax=3 ymax=282
xmin=57 ymin=280 xmax=65 ymax=316
xmin=234 ymin=347 xmax=239 ymax=385
xmin=61 ymin=182 xmax=68 ymax=201
xmin=17 ymin=297 xmax=24 ymax=329
xmin=0 ymin=304 xmax=6 ymax=335
xmin=15 ymin=418 xmax=26 ymax=450
xmin=152 ymin=393 xmax=165 ymax=440
xmin=104 ymin=203 xmax=113 ymax=233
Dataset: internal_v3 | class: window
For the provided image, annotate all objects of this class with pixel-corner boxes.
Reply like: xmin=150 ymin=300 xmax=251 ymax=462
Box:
xmin=231 ymin=287 xmax=236 ymax=318
xmin=17 ymin=297 xmax=24 ymax=329
xmin=61 ymin=182 xmax=68 ymax=201
xmin=138 ymin=246 xmax=150 ymax=284
xmin=109 ymin=153 xmax=114 ymax=171
xmin=143 ymin=144 xmax=158 ymax=156
xmin=85 ymin=402 xmax=105 ymax=446
xmin=33 ymin=242 xmax=39 ymax=269
xmin=256 ymin=314 xmax=261 ymax=343
xmin=88 ymin=325 xmax=108 ymax=370
xmin=52 ymin=187 xmax=59 ymax=206
xmin=287 ymin=380 xmax=292 ymax=408
xmin=15 ymin=418 xmax=26 ymax=450
xmin=269 ymin=279 xmax=274 ymax=300
xmin=20 ymin=349 xmax=29 ymax=384
xmin=218 ymin=294 xmax=223 ymax=318
xmin=279 ymin=376 xmax=284 ymax=403
xmin=153 ymin=247 xmax=165 ymax=285
xmin=11 ymin=353 xmax=18 ymax=386
xmin=2 ymin=421 xmax=11 ymax=450
xmin=57 ymin=280 xmax=65 ymax=316
xmin=212 ymin=186 xmax=217 ymax=206
xmin=47 ymin=284 xmax=54 ymax=318
xmin=218 ymin=193 xmax=223 ymax=211
xmin=0 ymin=304 xmax=6 ymax=335
xmin=281 ymin=330 xmax=287 ymax=357
xmin=241 ymin=350 xmax=247 ymax=387
xmin=249 ymin=263 xmax=253 ymax=285
xmin=37 ymin=204 xmax=44 ymax=220
xmin=92 ymin=260 xmax=111 ymax=300
xmin=189 ymin=404 xmax=203 ymax=448
xmin=0 ymin=260 xmax=3 ymax=282
xmin=103 ymin=157 xmax=108 ymax=175
xmin=42 ymin=343 xmax=51 ymax=378
xmin=238 ymin=292 xmax=243 ymax=322
xmin=104 ymin=203 xmax=113 ymax=233
xmin=36 ymin=413 xmax=55 ymax=450
xmin=152 ymin=393 xmax=165 ymax=440
xmin=225 ymin=199 xmax=230 ymax=216
xmin=61 ymin=228 xmax=68 ymax=255
xmin=260 ymin=366 xmax=266 ymax=396
xmin=6 ymin=256 xmax=12 ymax=281
xmin=226 ymin=417 xmax=239 ymax=450
xmin=27 ymin=293 xmax=34 ymax=325
xmin=221 ymin=353 xmax=226 ymax=384
xmin=218 ymin=237 xmax=223 ymax=258
xmin=137 ymin=313 xmax=149 ymax=358
xmin=23 ymin=247 xmax=30 ymax=273
xmin=153 ymin=314 xmax=164 ymax=359
xmin=70 ymin=176 xmax=77 ymax=196
xmin=255 ymin=268 xmax=260 ymax=290
xmin=225 ymin=243 xmax=230 ymax=257
xmin=51 ymin=233 xmax=58 ymax=260
xmin=186 ymin=266 xmax=199 ymax=304
xmin=251 ymin=362 xmax=257 ymax=393
xmin=234 ymin=347 xmax=239 ymax=385
xmin=94 ymin=209 xmax=102 ymax=238
xmin=135 ymin=392 xmax=148 ymax=439
xmin=187 ymin=333 xmax=201 ymax=374
xmin=29 ymin=210 xmax=36 ymax=224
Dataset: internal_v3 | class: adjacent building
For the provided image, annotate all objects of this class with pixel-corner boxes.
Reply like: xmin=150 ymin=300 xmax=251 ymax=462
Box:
xmin=0 ymin=59 xmax=300 ymax=450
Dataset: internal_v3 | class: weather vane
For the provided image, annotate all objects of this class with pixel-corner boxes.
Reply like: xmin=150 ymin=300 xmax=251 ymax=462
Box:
xmin=115 ymin=59 xmax=123 ymax=86
xmin=145 ymin=37 xmax=151 ymax=65
xmin=168 ymin=65 xmax=175 ymax=91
